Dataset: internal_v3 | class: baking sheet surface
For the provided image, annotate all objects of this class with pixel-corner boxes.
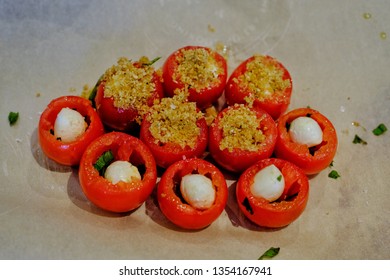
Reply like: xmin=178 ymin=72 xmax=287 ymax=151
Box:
xmin=1 ymin=0 xmax=389 ymax=259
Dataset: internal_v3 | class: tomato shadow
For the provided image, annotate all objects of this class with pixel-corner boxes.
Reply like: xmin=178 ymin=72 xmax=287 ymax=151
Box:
xmin=225 ymin=182 xmax=286 ymax=232
xmin=30 ymin=127 xmax=73 ymax=173
xmin=66 ymin=168 xmax=138 ymax=218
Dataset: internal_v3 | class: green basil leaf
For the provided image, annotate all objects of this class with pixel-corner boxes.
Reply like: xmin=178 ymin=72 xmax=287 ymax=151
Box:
xmin=258 ymin=247 xmax=280 ymax=260
xmin=94 ymin=150 xmax=114 ymax=175
xmin=328 ymin=170 xmax=340 ymax=179
xmin=142 ymin=56 xmax=161 ymax=66
xmin=8 ymin=112 xmax=19 ymax=125
xmin=372 ymin=123 xmax=387 ymax=136
xmin=353 ymin=134 xmax=367 ymax=145
xmin=88 ymin=75 xmax=103 ymax=108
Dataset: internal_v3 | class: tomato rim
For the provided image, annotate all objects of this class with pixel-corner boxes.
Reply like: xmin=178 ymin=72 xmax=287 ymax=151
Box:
xmin=78 ymin=131 xmax=157 ymax=213
xmin=275 ymin=108 xmax=338 ymax=175
xmin=157 ymin=158 xmax=228 ymax=230
xmin=236 ymin=158 xmax=309 ymax=228
xmin=38 ymin=95 xmax=104 ymax=166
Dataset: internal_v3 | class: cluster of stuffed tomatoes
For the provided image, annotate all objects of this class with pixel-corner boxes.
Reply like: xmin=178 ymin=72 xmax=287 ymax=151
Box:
xmin=38 ymin=46 xmax=337 ymax=230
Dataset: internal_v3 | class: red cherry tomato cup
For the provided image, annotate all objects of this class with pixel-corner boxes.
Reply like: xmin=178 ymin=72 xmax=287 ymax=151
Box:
xmin=162 ymin=46 xmax=228 ymax=109
xmin=236 ymin=158 xmax=309 ymax=228
xmin=225 ymin=55 xmax=292 ymax=119
xmin=157 ymin=158 xmax=228 ymax=230
xmin=208 ymin=104 xmax=277 ymax=173
xmin=140 ymin=96 xmax=208 ymax=169
xmin=79 ymin=132 xmax=157 ymax=213
xmin=94 ymin=57 xmax=164 ymax=131
xmin=38 ymin=95 xmax=104 ymax=166
xmin=275 ymin=108 xmax=338 ymax=175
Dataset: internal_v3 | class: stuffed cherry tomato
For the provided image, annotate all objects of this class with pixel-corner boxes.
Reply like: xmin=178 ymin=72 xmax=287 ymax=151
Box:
xmin=236 ymin=158 xmax=309 ymax=228
xmin=162 ymin=46 xmax=227 ymax=109
xmin=157 ymin=158 xmax=228 ymax=230
xmin=208 ymin=104 xmax=277 ymax=173
xmin=274 ymin=108 xmax=337 ymax=175
xmin=79 ymin=132 xmax=157 ymax=213
xmin=225 ymin=55 xmax=292 ymax=119
xmin=140 ymin=96 xmax=208 ymax=168
xmin=94 ymin=57 xmax=164 ymax=131
xmin=38 ymin=95 xmax=104 ymax=166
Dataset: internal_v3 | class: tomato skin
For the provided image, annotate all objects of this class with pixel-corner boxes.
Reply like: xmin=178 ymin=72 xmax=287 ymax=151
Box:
xmin=236 ymin=158 xmax=309 ymax=228
xmin=38 ymin=95 xmax=104 ymax=166
xmin=208 ymin=105 xmax=277 ymax=173
xmin=225 ymin=55 xmax=292 ymax=119
xmin=95 ymin=68 xmax=164 ymax=131
xmin=157 ymin=158 xmax=228 ymax=230
xmin=139 ymin=114 xmax=209 ymax=169
xmin=162 ymin=46 xmax=228 ymax=109
xmin=79 ymin=132 xmax=157 ymax=213
xmin=274 ymin=108 xmax=338 ymax=175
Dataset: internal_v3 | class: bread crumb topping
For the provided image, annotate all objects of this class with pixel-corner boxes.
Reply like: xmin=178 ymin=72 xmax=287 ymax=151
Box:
xmin=217 ymin=105 xmax=266 ymax=152
xmin=147 ymin=94 xmax=203 ymax=149
xmin=173 ymin=48 xmax=223 ymax=93
xmin=233 ymin=55 xmax=291 ymax=103
xmin=102 ymin=57 xmax=156 ymax=114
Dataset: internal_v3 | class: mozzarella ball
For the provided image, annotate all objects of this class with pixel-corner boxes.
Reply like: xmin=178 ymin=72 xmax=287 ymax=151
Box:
xmin=54 ymin=107 xmax=87 ymax=142
xmin=104 ymin=160 xmax=141 ymax=184
xmin=180 ymin=174 xmax=216 ymax=210
xmin=289 ymin=116 xmax=323 ymax=147
xmin=250 ymin=164 xmax=284 ymax=202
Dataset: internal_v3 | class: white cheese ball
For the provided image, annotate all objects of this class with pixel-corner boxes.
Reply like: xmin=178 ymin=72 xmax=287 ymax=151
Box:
xmin=54 ymin=107 xmax=87 ymax=142
xmin=180 ymin=174 xmax=216 ymax=210
xmin=289 ymin=116 xmax=323 ymax=147
xmin=250 ymin=164 xmax=284 ymax=202
xmin=104 ymin=160 xmax=141 ymax=184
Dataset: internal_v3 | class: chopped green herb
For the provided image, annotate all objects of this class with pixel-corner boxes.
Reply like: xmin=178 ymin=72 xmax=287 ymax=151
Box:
xmin=329 ymin=161 xmax=334 ymax=167
xmin=94 ymin=150 xmax=114 ymax=175
xmin=88 ymin=75 xmax=103 ymax=108
xmin=258 ymin=247 xmax=280 ymax=260
xmin=372 ymin=123 xmax=387 ymax=136
xmin=277 ymin=175 xmax=282 ymax=182
xmin=8 ymin=111 xmax=19 ymax=125
xmin=328 ymin=170 xmax=340 ymax=179
xmin=142 ymin=56 xmax=161 ymax=66
xmin=353 ymin=134 xmax=367 ymax=145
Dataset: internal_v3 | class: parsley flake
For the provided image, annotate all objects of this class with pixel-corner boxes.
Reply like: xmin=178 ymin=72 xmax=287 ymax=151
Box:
xmin=277 ymin=175 xmax=282 ymax=182
xmin=8 ymin=112 xmax=19 ymax=125
xmin=372 ymin=123 xmax=387 ymax=136
xmin=142 ymin=56 xmax=161 ymax=66
xmin=88 ymin=75 xmax=103 ymax=108
xmin=94 ymin=150 xmax=114 ymax=175
xmin=328 ymin=170 xmax=340 ymax=179
xmin=353 ymin=134 xmax=367 ymax=145
xmin=258 ymin=247 xmax=280 ymax=260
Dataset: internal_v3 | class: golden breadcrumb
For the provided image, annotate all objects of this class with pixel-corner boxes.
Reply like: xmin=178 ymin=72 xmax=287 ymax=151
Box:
xmin=147 ymin=95 xmax=203 ymax=149
xmin=217 ymin=104 xmax=265 ymax=152
xmin=173 ymin=48 xmax=223 ymax=93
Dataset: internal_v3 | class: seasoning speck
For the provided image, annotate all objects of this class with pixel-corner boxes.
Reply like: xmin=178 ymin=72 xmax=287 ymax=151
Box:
xmin=208 ymin=24 xmax=216 ymax=33
xmin=363 ymin=12 xmax=372 ymax=20
xmin=380 ymin=32 xmax=387 ymax=40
